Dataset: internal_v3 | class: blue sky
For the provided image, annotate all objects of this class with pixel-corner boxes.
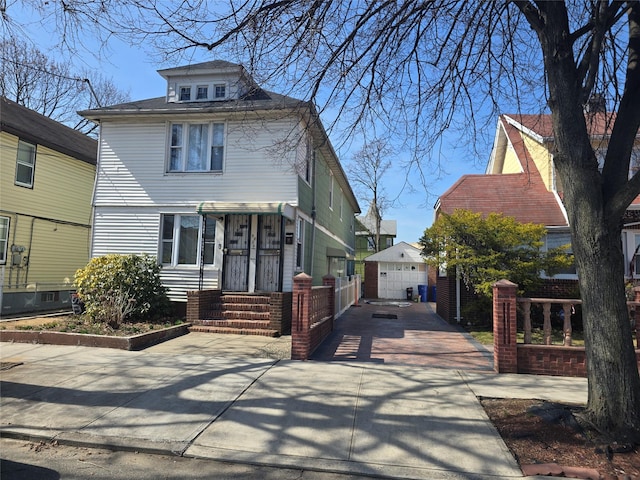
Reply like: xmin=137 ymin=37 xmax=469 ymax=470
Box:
xmin=8 ymin=5 xmax=488 ymax=243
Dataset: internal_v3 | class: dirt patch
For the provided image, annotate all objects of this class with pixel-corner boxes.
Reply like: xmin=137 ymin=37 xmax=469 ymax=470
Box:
xmin=482 ymin=398 xmax=639 ymax=479
xmin=0 ymin=315 xmax=183 ymax=336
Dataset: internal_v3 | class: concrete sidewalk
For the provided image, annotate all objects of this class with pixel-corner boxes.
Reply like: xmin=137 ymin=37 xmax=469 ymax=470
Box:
xmin=0 ymin=340 xmax=587 ymax=479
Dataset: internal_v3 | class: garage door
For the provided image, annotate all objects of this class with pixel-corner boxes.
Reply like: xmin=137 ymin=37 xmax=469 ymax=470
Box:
xmin=378 ymin=262 xmax=428 ymax=299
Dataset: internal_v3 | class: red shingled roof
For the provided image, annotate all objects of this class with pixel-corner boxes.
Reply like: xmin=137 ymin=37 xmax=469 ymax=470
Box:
xmin=438 ymin=115 xmax=568 ymax=227
xmin=438 ymin=173 xmax=568 ymax=227
xmin=504 ymin=112 xmax=618 ymax=139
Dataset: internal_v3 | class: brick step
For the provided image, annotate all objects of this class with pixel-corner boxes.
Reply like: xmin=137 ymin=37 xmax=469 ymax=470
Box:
xmin=192 ymin=319 xmax=271 ymax=329
xmin=220 ymin=302 xmax=269 ymax=312
xmin=189 ymin=325 xmax=280 ymax=337
xmin=221 ymin=294 xmax=270 ymax=305
xmin=223 ymin=310 xmax=270 ymax=320
xmin=199 ymin=311 xmax=270 ymax=321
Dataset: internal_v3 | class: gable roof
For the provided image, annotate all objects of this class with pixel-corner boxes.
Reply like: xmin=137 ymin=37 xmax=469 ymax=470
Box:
xmin=356 ymin=202 xmax=397 ymax=236
xmin=0 ymin=96 xmax=97 ymax=165
xmin=442 ymin=114 xmax=568 ymax=227
xmin=438 ymin=173 xmax=568 ymax=227
xmin=503 ymin=112 xmax=621 ymax=141
xmin=364 ymin=241 xmax=424 ymax=263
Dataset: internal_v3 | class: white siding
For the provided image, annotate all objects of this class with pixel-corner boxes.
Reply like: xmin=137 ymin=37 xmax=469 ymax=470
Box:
xmin=161 ymin=268 xmax=220 ymax=302
xmin=96 ymin=119 xmax=300 ymax=208
xmin=92 ymin=210 xmax=160 ymax=256
xmin=91 ymin=207 xmax=221 ymax=301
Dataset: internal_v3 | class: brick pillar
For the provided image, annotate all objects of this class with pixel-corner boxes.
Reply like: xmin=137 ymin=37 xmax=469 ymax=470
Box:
xmin=291 ymin=273 xmax=313 ymax=360
xmin=322 ymin=275 xmax=336 ymax=329
xmin=493 ymin=279 xmax=518 ymax=373
xmin=186 ymin=289 xmax=220 ymax=323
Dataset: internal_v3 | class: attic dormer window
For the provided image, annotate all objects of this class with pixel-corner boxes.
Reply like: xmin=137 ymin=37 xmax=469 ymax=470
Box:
xmin=196 ymin=85 xmax=208 ymax=100
xmin=214 ymin=84 xmax=226 ymax=99
xmin=179 ymin=86 xmax=191 ymax=101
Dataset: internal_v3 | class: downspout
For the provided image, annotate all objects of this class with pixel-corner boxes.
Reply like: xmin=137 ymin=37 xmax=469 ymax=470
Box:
xmin=278 ymin=216 xmax=285 ymax=291
xmin=198 ymin=214 xmax=206 ymax=290
xmin=24 ymin=217 xmax=36 ymax=284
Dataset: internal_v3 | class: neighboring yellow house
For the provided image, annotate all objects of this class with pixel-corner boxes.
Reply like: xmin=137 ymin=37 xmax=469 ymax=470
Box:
xmin=434 ymin=110 xmax=640 ymax=323
xmin=0 ymin=97 xmax=97 ymax=316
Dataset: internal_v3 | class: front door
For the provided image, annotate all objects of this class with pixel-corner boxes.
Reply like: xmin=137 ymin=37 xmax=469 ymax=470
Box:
xmin=222 ymin=214 xmax=250 ymax=291
xmin=256 ymin=214 xmax=282 ymax=292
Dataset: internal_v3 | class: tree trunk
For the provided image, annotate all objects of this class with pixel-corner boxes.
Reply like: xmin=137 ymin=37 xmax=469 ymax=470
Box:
xmin=537 ymin=4 xmax=640 ymax=442
xmin=563 ymin=176 xmax=640 ymax=441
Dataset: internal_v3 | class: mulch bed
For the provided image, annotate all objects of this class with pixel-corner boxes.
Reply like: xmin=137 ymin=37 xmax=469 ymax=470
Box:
xmin=482 ymin=398 xmax=639 ymax=479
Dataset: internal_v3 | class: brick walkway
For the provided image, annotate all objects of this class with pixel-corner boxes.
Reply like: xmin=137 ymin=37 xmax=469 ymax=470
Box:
xmin=311 ymin=301 xmax=494 ymax=370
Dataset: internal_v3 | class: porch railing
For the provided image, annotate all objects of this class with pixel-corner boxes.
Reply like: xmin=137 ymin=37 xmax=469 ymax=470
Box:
xmin=518 ymin=297 xmax=640 ymax=346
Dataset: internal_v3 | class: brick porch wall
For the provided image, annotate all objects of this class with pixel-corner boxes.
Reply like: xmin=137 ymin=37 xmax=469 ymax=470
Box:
xmin=269 ymin=292 xmax=292 ymax=335
xmin=186 ymin=289 xmax=221 ymax=323
xmin=493 ymin=280 xmax=640 ymax=377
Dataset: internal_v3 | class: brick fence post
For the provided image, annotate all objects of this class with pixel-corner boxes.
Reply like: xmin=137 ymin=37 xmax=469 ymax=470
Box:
xmin=291 ymin=273 xmax=313 ymax=360
xmin=322 ymin=274 xmax=336 ymax=329
xmin=493 ymin=279 xmax=518 ymax=373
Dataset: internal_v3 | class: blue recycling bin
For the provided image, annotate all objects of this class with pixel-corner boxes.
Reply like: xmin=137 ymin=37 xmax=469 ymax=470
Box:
xmin=429 ymin=286 xmax=437 ymax=302
xmin=418 ymin=285 xmax=427 ymax=302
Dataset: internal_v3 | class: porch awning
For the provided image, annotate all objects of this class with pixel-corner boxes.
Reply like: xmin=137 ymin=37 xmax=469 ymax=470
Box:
xmin=196 ymin=202 xmax=295 ymax=219
xmin=326 ymin=247 xmax=347 ymax=258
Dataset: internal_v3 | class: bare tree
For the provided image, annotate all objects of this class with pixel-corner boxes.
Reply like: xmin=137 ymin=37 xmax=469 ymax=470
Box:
xmin=0 ymin=37 xmax=129 ymax=134
xmin=4 ymin=0 xmax=640 ymax=441
xmin=348 ymin=139 xmax=392 ymax=253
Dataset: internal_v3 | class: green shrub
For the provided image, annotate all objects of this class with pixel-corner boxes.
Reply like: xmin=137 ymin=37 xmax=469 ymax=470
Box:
xmin=74 ymin=254 xmax=170 ymax=324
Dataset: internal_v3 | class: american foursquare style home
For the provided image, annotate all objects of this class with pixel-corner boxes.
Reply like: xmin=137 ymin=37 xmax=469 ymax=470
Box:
xmin=80 ymin=60 xmax=360 ymax=329
xmin=434 ymin=111 xmax=640 ymax=322
xmin=0 ymin=97 xmax=97 ymax=316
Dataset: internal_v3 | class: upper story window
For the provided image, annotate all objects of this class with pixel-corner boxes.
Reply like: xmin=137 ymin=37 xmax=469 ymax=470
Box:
xmin=214 ymin=84 xmax=226 ymax=99
xmin=367 ymin=236 xmax=375 ymax=251
xmin=179 ymin=86 xmax=191 ymax=101
xmin=161 ymin=214 xmax=216 ymax=266
xmin=595 ymin=146 xmax=640 ymax=177
xmin=0 ymin=216 xmax=9 ymax=265
xmin=15 ymin=139 xmax=36 ymax=188
xmin=329 ymin=172 xmax=334 ymax=209
xmin=196 ymin=85 xmax=208 ymax=100
xmin=168 ymin=122 xmax=225 ymax=172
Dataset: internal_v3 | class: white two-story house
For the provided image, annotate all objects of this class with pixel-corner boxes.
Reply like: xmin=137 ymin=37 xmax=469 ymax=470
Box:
xmin=80 ymin=61 xmax=360 ymax=326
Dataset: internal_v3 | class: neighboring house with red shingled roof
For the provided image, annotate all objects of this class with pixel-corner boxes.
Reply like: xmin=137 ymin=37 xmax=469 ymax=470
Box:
xmin=434 ymin=112 xmax=640 ymax=323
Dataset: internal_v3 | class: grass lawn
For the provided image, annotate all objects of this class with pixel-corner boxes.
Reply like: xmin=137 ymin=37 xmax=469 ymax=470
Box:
xmin=466 ymin=325 xmax=586 ymax=346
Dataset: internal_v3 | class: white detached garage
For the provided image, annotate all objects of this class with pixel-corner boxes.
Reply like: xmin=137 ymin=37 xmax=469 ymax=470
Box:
xmin=364 ymin=242 xmax=428 ymax=300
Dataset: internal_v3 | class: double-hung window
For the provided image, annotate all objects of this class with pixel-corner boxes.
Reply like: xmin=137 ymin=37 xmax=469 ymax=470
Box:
xmin=15 ymin=139 xmax=36 ymax=188
xmin=0 ymin=216 xmax=9 ymax=264
xmin=161 ymin=214 xmax=216 ymax=266
xmin=196 ymin=85 xmax=208 ymax=100
xmin=168 ymin=122 xmax=225 ymax=172
xmin=214 ymin=84 xmax=226 ymax=99
xmin=179 ymin=86 xmax=191 ymax=101
xmin=545 ymin=232 xmax=576 ymax=276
